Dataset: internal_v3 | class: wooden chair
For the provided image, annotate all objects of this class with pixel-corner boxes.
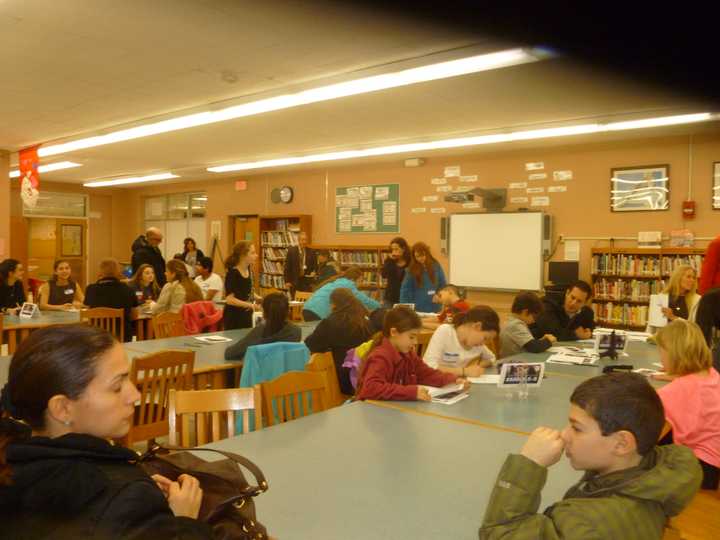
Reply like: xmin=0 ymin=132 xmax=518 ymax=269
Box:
xmin=119 ymin=350 xmax=195 ymax=448
xmin=168 ymin=386 xmax=262 ymax=446
xmin=261 ymin=370 xmax=328 ymax=427
xmin=416 ymin=329 xmax=433 ymax=358
xmin=152 ymin=311 xmax=186 ymax=338
xmin=81 ymin=307 xmax=124 ymax=341
xmin=306 ymin=351 xmax=348 ymax=407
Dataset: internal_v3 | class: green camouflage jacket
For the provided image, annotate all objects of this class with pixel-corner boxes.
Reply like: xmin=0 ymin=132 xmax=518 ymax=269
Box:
xmin=479 ymin=445 xmax=701 ymax=539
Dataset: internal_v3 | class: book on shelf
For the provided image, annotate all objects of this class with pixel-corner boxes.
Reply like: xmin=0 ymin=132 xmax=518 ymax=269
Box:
xmin=338 ymin=250 xmax=380 ymax=266
xmin=593 ymin=278 xmax=665 ymax=302
xmin=592 ymin=302 xmax=648 ymax=327
xmin=261 ymin=231 xmax=298 ymax=247
xmin=260 ymin=274 xmax=287 ymax=289
xmin=262 ymin=247 xmax=288 ymax=261
xmin=261 ymin=260 xmax=284 ymax=274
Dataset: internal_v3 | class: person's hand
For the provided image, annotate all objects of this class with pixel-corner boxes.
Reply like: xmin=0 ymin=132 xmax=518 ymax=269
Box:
xmin=416 ymin=386 xmax=431 ymax=401
xmin=151 ymin=474 xmax=174 ymax=498
xmin=455 ymin=378 xmax=471 ymax=391
xmin=660 ymin=307 xmax=676 ymax=320
xmin=520 ymin=427 xmax=565 ymax=468
xmin=464 ymin=365 xmax=485 ymax=377
xmin=543 ymin=334 xmax=557 ymax=343
xmin=166 ymin=474 xmax=203 ymax=519
xmin=61 ymin=303 xmax=74 ymax=310
xmin=574 ymin=327 xmax=592 ymax=339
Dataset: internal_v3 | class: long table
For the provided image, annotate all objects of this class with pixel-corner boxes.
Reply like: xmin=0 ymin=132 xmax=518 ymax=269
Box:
xmin=203 ymin=401 xmax=580 ymax=540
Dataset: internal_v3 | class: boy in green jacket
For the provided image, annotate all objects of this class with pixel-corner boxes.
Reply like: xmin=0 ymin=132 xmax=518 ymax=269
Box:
xmin=479 ymin=373 xmax=702 ymax=540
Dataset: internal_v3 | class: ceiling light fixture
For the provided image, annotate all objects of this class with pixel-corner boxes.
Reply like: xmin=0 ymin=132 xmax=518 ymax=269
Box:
xmin=207 ymin=113 xmax=715 ymax=173
xmin=8 ymin=161 xmax=82 ymax=178
xmin=83 ymin=172 xmax=179 ymax=188
xmin=38 ymin=48 xmax=545 ymax=157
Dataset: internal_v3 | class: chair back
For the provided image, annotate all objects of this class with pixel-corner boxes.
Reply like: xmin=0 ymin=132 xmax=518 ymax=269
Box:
xmin=81 ymin=307 xmax=124 ymax=341
xmin=306 ymin=351 xmax=346 ymax=407
xmin=261 ymin=370 xmax=328 ymax=426
xmin=152 ymin=311 xmax=186 ymax=338
xmin=168 ymin=386 xmax=262 ymax=446
xmin=416 ymin=329 xmax=433 ymax=357
xmin=120 ymin=350 xmax=195 ymax=447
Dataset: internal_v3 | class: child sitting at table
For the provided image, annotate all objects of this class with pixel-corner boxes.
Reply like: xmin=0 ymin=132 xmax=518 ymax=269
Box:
xmin=355 ymin=306 xmax=468 ymax=401
xmin=224 ymin=292 xmax=302 ymax=361
xmin=499 ymin=291 xmax=557 ymax=358
xmin=479 ymin=372 xmax=701 ymax=539
xmin=423 ymin=306 xmax=499 ymax=378
xmin=655 ymin=319 xmax=720 ymax=489
xmin=422 ymin=284 xmax=470 ymax=329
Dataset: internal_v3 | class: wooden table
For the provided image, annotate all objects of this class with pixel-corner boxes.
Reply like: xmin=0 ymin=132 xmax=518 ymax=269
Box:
xmin=2 ymin=311 xmax=81 ymax=354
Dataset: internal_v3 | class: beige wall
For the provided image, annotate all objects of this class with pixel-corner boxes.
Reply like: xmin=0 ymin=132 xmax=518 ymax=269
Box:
xmin=0 ymin=151 xmax=9 ymax=259
xmin=8 ymin=131 xmax=720 ymax=313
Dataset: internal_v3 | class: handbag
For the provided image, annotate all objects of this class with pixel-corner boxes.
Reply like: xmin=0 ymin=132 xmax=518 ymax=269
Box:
xmin=138 ymin=444 xmax=269 ymax=540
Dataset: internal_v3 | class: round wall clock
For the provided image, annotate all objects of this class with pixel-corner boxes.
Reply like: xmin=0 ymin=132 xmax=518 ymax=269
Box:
xmin=279 ymin=185 xmax=294 ymax=204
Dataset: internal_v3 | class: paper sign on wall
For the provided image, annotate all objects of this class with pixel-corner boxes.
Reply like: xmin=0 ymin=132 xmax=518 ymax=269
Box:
xmin=525 ymin=162 xmax=544 ymax=171
xmin=510 ymin=196 xmax=529 ymax=204
xmin=527 ymin=187 xmax=545 ymax=193
xmin=431 ymin=177 xmax=447 ymax=185
xmin=382 ymin=202 xmax=397 ymax=226
xmin=453 ymin=186 xmax=472 ymax=192
xmin=528 ymin=173 xmax=547 ymax=180
xmin=460 ymin=175 xmax=478 ymax=183
xmin=509 ymin=182 xmax=527 ymax=189
xmin=360 ymin=199 xmax=373 ymax=212
xmin=374 ymin=187 xmax=390 ymax=200
xmin=462 ymin=202 xmax=481 ymax=209
xmin=553 ymin=170 xmax=573 ymax=181
xmin=411 ymin=207 xmax=427 ymax=213
xmin=436 ymin=185 xmax=453 ymax=192
xmin=347 ymin=187 xmax=360 ymax=198
xmin=430 ymin=207 xmax=446 ymax=213
xmin=564 ymin=240 xmax=580 ymax=261
xmin=548 ymin=185 xmax=567 ymax=193
xmin=211 ymin=220 xmax=222 ymax=240
xmin=531 ymin=196 xmax=550 ymax=207
xmin=422 ymin=195 xmax=439 ymax=202
xmin=339 ymin=220 xmax=351 ymax=232
xmin=444 ymin=165 xmax=461 ymax=177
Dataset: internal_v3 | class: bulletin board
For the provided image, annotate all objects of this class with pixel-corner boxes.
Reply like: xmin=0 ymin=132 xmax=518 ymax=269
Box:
xmin=335 ymin=184 xmax=399 ymax=233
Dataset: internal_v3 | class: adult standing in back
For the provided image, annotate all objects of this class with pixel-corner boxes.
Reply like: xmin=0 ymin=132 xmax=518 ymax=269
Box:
xmin=399 ymin=242 xmax=447 ymax=313
xmin=223 ymin=241 xmax=261 ymax=330
xmin=699 ymin=234 xmax=720 ymax=293
xmin=381 ymin=237 xmax=411 ymax=307
xmin=284 ymin=231 xmax=316 ymax=298
xmin=131 ymin=227 xmax=166 ymax=287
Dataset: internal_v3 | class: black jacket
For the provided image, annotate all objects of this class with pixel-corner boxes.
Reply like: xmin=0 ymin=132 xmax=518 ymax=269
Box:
xmin=531 ymin=296 xmax=596 ymax=341
xmin=0 ymin=433 xmax=212 ymax=540
xmin=380 ymin=258 xmax=406 ymax=304
xmin=224 ymin=321 xmax=302 ymax=360
xmin=132 ymin=235 xmax=167 ymax=287
xmin=283 ymin=246 xmax=317 ymax=289
xmin=85 ymin=277 xmax=138 ymax=341
xmin=0 ymin=281 xmax=26 ymax=311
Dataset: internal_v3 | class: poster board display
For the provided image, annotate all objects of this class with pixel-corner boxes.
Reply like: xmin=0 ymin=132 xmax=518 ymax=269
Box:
xmin=335 ymin=184 xmax=399 ymax=233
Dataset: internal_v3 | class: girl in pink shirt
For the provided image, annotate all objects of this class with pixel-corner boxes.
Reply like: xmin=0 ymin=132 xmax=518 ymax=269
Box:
xmin=655 ymin=319 xmax=720 ymax=489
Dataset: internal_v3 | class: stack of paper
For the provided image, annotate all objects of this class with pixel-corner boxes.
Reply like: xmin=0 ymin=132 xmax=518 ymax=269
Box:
xmin=546 ymin=352 xmax=598 ymax=366
xmin=468 ymin=374 xmax=501 ymax=384
xmin=425 ymin=383 xmax=469 ymax=405
xmin=194 ymin=335 xmax=233 ymax=343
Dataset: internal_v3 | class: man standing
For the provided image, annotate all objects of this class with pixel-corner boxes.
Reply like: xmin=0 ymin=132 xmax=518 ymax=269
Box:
xmin=131 ymin=227 xmax=167 ymax=286
xmin=699 ymin=234 xmax=720 ymax=294
xmin=531 ymin=280 xmax=595 ymax=341
xmin=284 ymin=231 xmax=316 ymax=298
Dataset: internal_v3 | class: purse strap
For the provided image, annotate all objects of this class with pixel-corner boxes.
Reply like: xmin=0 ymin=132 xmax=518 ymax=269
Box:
xmin=140 ymin=444 xmax=269 ymax=494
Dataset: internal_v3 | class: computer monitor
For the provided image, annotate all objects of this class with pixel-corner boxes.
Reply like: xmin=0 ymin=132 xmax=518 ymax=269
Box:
xmin=548 ymin=261 xmax=579 ymax=285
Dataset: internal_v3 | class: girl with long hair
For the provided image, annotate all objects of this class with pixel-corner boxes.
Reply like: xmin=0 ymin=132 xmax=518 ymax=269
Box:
xmin=182 ymin=237 xmax=204 ymax=277
xmin=302 ymin=266 xmax=380 ymax=321
xmin=399 ymin=242 xmax=447 ymax=313
xmin=0 ymin=259 xmax=26 ymax=314
xmin=149 ymin=259 xmax=203 ymax=315
xmin=223 ymin=241 xmax=261 ymax=330
xmin=381 ymin=237 xmax=411 ymax=306
xmin=128 ymin=263 xmax=161 ymax=304
xmin=38 ymin=260 xmax=85 ymax=311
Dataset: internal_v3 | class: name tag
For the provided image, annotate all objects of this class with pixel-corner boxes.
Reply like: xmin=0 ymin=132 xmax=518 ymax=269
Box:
xmin=442 ymin=352 xmax=461 ymax=366
xmin=428 ymin=290 xmax=436 ymax=296
xmin=64 ymin=289 xmax=74 ymax=295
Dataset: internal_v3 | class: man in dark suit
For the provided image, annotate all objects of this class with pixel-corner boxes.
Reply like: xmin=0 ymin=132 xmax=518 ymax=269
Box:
xmin=131 ymin=227 xmax=166 ymax=286
xmin=284 ymin=231 xmax=317 ymax=298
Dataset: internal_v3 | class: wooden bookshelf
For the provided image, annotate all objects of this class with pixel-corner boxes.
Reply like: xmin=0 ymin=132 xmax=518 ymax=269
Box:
xmin=258 ymin=215 xmax=312 ymax=291
xmin=310 ymin=244 xmax=391 ymax=301
xmin=590 ymin=248 xmax=705 ymax=329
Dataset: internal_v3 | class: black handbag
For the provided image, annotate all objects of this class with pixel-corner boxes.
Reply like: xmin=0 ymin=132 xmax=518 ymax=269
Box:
xmin=138 ymin=445 xmax=269 ymax=540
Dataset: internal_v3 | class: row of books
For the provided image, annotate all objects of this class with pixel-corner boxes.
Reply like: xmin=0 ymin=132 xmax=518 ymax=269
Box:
xmin=591 ymin=254 xmax=704 ymax=277
xmin=591 ymin=303 xmax=648 ymax=327
xmin=331 ymin=250 xmax=382 ymax=266
xmin=261 ymin=260 xmax=284 ymax=274
xmin=262 ymin=247 xmax=288 ymax=260
xmin=261 ymin=231 xmax=298 ymax=247
xmin=592 ymin=278 xmax=666 ymax=302
xmin=259 ymin=274 xmax=287 ymax=289
xmin=265 ymin=219 xmax=301 ymax=232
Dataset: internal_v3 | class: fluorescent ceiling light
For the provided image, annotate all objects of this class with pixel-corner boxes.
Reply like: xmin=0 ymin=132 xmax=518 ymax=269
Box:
xmin=208 ymin=113 xmax=716 ymax=173
xmin=38 ymin=48 xmax=544 ymax=157
xmin=8 ymin=161 xmax=82 ymax=178
xmin=84 ymin=172 xmax=179 ymax=188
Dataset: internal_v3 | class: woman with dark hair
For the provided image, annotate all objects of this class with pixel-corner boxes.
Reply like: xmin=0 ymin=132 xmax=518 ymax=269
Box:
xmin=223 ymin=241 xmax=261 ymax=330
xmin=302 ymin=266 xmax=380 ymax=321
xmin=0 ymin=259 xmax=26 ymax=314
xmin=0 ymin=325 xmax=211 ymax=538
xmin=38 ymin=259 xmax=85 ymax=311
xmin=224 ymin=292 xmax=302 ymax=361
xmin=305 ymin=288 xmax=374 ymax=394
xmin=381 ymin=237 xmax=410 ymax=306
xmin=182 ymin=238 xmax=204 ymax=278
xmin=149 ymin=259 xmax=203 ymax=315
xmin=399 ymin=242 xmax=447 ymax=313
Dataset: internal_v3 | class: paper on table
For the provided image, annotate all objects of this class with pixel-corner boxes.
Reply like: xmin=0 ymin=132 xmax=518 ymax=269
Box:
xmin=195 ymin=335 xmax=233 ymax=343
xmin=423 ymin=383 xmax=469 ymax=405
xmin=648 ymin=294 xmax=669 ymax=327
xmin=547 ymin=353 xmax=598 ymax=365
xmin=468 ymin=374 xmax=500 ymax=384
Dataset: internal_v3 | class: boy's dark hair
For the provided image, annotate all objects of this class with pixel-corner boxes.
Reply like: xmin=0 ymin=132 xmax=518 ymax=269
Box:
xmin=453 ymin=305 xmax=499 ymax=333
xmin=196 ymin=256 xmax=213 ymax=273
xmin=567 ymin=280 xmax=593 ymax=299
xmin=570 ymin=373 xmax=664 ymax=455
xmin=512 ymin=291 xmax=544 ymax=315
xmin=440 ymin=284 xmax=465 ymax=299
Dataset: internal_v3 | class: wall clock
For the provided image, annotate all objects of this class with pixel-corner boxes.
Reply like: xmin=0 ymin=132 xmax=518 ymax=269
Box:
xmin=279 ymin=185 xmax=294 ymax=204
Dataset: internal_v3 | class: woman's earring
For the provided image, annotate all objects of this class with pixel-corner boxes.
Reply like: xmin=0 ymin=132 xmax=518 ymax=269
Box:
xmin=64 ymin=420 xmax=72 ymax=426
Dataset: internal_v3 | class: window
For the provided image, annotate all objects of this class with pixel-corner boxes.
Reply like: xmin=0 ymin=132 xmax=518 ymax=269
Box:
xmin=144 ymin=193 xmax=207 ymax=261
xmin=23 ymin=191 xmax=88 ymax=218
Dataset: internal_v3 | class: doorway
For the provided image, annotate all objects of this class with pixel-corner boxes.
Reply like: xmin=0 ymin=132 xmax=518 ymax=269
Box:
xmin=232 ymin=215 xmax=259 ymax=275
xmin=27 ymin=218 xmax=87 ymax=289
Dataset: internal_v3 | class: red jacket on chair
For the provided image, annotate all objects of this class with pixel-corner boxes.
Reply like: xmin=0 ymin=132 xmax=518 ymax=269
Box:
xmin=181 ymin=301 xmax=223 ymax=335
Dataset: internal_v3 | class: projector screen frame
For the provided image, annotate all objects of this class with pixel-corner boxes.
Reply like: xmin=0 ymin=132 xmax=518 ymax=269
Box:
xmin=447 ymin=210 xmax=545 ymax=292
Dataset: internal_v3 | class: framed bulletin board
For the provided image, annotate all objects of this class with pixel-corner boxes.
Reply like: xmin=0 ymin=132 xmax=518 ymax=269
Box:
xmin=335 ymin=184 xmax=399 ymax=233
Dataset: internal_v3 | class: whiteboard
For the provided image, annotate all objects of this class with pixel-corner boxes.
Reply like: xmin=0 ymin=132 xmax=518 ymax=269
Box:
xmin=449 ymin=212 xmax=544 ymax=291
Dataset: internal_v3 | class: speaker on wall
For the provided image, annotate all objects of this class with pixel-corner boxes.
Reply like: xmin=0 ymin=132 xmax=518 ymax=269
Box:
xmin=440 ymin=217 xmax=448 ymax=255
xmin=542 ymin=214 xmax=552 ymax=257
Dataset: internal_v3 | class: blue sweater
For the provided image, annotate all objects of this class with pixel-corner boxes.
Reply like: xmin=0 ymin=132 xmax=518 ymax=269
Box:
xmin=303 ymin=278 xmax=381 ymax=319
xmin=399 ymin=262 xmax=447 ymax=313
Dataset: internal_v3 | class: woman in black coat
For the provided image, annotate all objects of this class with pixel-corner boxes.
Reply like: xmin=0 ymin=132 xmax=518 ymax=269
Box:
xmin=0 ymin=325 xmax=212 ymax=539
